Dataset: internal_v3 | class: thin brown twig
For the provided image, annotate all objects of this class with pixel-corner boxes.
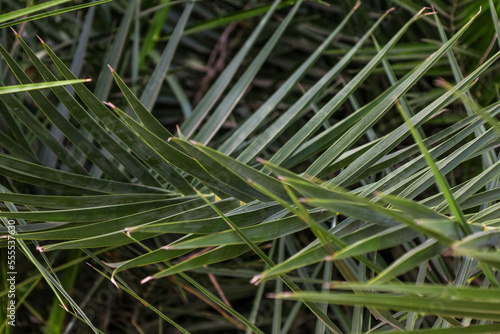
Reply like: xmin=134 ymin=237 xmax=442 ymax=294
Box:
xmin=204 ymin=265 xmax=232 ymax=308
xmin=194 ymin=22 xmax=237 ymax=104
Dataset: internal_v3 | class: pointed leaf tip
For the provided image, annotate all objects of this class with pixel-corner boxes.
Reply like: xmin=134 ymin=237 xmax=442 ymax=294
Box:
xmin=434 ymin=78 xmax=447 ymax=87
xmin=36 ymin=35 xmax=45 ymax=44
xmin=354 ymin=1 xmax=361 ymax=10
xmin=141 ymin=276 xmax=154 ymax=284
xmin=249 ymin=274 xmax=261 ymax=285
xmin=442 ymin=248 xmax=454 ymax=257
xmin=422 ymin=10 xmax=437 ymax=17
xmin=416 ymin=7 xmax=427 ymax=16
xmin=102 ymin=101 xmax=116 ymax=109
xmin=110 ymin=276 xmax=119 ymax=289
xmin=268 ymin=292 xmax=293 ymax=298
xmin=123 ymin=228 xmax=132 ymax=238
xmin=36 ymin=246 xmax=44 ymax=252
xmin=107 ymin=64 xmax=115 ymax=73
xmin=385 ymin=7 xmax=395 ymax=15
xmin=10 ymin=27 xmax=18 ymax=36
xmin=255 ymin=157 xmax=267 ymax=164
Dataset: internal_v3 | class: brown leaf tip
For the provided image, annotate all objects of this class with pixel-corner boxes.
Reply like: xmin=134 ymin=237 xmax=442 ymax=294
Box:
xmin=422 ymin=11 xmax=437 ymax=17
xmin=110 ymin=276 xmax=120 ymax=289
xmin=141 ymin=276 xmax=154 ymax=284
xmin=442 ymin=248 xmax=454 ymax=257
xmin=36 ymin=35 xmax=45 ymax=44
xmin=10 ymin=27 xmax=18 ymax=36
xmin=107 ymin=64 xmax=115 ymax=73
xmin=123 ymin=227 xmax=132 ymax=238
xmin=249 ymin=274 xmax=261 ymax=286
xmin=416 ymin=7 xmax=428 ymax=17
xmin=102 ymin=101 xmax=116 ymax=109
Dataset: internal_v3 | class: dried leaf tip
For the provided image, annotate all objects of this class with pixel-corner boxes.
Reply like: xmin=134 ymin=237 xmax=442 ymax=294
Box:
xmin=36 ymin=35 xmax=45 ymax=44
xmin=189 ymin=139 xmax=198 ymax=145
xmin=110 ymin=276 xmax=119 ymax=289
xmin=249 ymin=274 xmax=261 ymax=286
xmin=84 ymin=78 xmax=92 ymax=82
xmin=415 ymin=7 xmax=428 ymax=17
xmin=422 ymin=9 xmax=437 ymax=17
xmin=299 ymin=198 xmax=307 ymax=203
xmin=141 ymin=276 xmax=154 ymax=284
xmin=433 ymin=78 xmax=444 ymax=86
xmin=325 ymin=254 xmax=335 ymax=261
xmin=123 ymin=227 xmax=132 ymax=238
xmin=102 ymin=101 xmax=116 ymax=109
xmin=276 ymin=175 xmax=285 ymax=181
xmin=271 ymin=292 xmax=293 ymax=298
xmin=36 ymin=246 xmax=45 ymax=252
xmin=353 ymin=0 xmax=361 ymax=11
xmin=442 ymin=248 xmax=454 ymax=257
xmin=107 ymin=64 xmax=115 ymax=73
xmin=9 ymin=27 xmax=18 ymax=36
xmin=255 ymin=157 xmax=266 ymax=164
xmin=385 ymin=7 xmax=395 ymax=15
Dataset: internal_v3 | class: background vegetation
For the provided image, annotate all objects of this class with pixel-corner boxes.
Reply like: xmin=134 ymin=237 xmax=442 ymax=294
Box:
xmin=1 ymin=0 xmax=500 ymax=333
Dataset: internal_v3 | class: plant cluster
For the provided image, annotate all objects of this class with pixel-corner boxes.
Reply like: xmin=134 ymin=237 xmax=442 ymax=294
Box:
xmin=0 ymin=0 xmax=500 ymax=333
